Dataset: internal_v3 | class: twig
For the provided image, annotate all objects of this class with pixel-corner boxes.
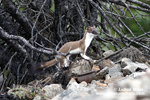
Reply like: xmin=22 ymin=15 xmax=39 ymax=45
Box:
xmin=31 ymin=0 xmax=48 ymax=58
xmin=0 ymin=52 xmax=17 ymax=92
xmin=127 ymin=0 xmax=150 ymax=10
xmin=103 ymin=0 xmax=150 ymax=13
xmin=88 ymin=0 xmax=150 ymax=51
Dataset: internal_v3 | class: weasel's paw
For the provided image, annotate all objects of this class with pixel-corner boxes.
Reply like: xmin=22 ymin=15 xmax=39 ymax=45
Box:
xmin=93 ymin=60 xmax=98 ymax=63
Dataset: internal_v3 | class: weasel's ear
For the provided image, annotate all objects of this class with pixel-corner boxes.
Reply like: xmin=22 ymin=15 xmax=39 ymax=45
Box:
xmin=86 ymin=26 xmax=91 ymax=30
xmin=93 ymin=25 xmax=96 ymax=28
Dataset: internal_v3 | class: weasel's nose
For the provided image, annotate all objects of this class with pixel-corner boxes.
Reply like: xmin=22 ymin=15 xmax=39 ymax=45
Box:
xmin=92 ymin=30 xmax=98 ymax=35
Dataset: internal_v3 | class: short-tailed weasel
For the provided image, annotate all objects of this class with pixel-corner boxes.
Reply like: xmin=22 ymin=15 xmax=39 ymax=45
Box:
xmin=37 ymin=26 xmax=98 ymax=69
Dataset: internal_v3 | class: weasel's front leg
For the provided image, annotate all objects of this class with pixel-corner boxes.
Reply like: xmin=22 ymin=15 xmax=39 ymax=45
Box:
xmin=80 ymin=53 xmax=92 ymax=60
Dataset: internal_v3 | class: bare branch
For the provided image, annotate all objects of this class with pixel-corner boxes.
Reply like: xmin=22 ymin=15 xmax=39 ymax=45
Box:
xmin=127 ymin=0 xmax=150 ymax=10
xmin=0 ymin=27 xmax=79 ymax=57
xmin=88 ymin=0 xmax=150 ymax=51
xmin=104 ymin=0 xmax=150 ymax=13
xmin=0 ymin=27 xmax=53 ymax=55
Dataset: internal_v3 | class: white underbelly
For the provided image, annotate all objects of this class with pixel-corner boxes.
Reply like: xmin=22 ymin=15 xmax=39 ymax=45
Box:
xmin=70 ymin=48 xmax=82 ymax=54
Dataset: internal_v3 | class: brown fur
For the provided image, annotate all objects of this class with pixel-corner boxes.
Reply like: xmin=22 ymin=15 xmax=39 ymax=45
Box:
xmin=37 ymin=59 xmax=57 ymax=69
xmin=37 ymin=26 xmax=98 ymax=69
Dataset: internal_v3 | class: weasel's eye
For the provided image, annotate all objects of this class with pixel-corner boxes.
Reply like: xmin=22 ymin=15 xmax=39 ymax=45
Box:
xmin=92 ymin=31 xmax=97 ymax=35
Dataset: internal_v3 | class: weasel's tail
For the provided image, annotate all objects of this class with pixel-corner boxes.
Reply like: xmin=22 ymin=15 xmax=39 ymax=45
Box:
xmin=37 ymin=59 xmax=57 ymax=69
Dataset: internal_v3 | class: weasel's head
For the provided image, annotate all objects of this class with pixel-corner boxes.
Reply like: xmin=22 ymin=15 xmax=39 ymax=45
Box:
xmin=86 ymin=26 xmax=98 ymax=36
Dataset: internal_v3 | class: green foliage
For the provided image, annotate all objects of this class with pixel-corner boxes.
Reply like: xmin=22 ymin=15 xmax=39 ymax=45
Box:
xmin=123 ymin=11 xmax=150 ymax=37
xmin=96 ymin=1 xmax=150 ymax=51
xmin=50 ymin=0 xmax=55 ymax=12
xmin=20 ymin=7 xmax=25 ymax=11
xmin=7 ymin=85 xmax=42 ymax=100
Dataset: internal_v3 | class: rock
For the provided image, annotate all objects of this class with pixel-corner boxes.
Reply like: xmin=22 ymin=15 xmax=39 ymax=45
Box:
xmin=109 ymin=71 xmax=123 ymax=79
xmin=67 ymin=81 xmax=80 ymax=91
xmin=96 ymin=67 xmax=109 ymax=79
xmin=79 ymin=81 xmax=88 ymax=87
xmin=91 ymin=72 xmax=150 ymax=100
xmin=67 ymin=77 xmax=77 ymax=88
xmin=121 ymin=58 xmax=132 ymax=68
xmin=105 ymin=74 xmax=125 ymax=84
xmin=81 ymin=90 xmax=136 ymax=100
xmin=67 ymin=77 xmax=79 ymax=90
xmin=90 ymin=80 xmax=107 ymax=90
xmin=135 ymin=62 xmax=149 ymax=70
xmin=42 ymin=84 xmax=64 ymax=99
xmin=33 ymin=95 xmax=41 ymax=100
xmin=110 ymin=46 xmax=146 ymax=63
xmin=129 ymin=72 xmax=146 ymax=78
xmin=105 ymin=74 xmax=110 ymax=80
xmin=121 ymin=58 xmax=149 ymax=70
xmin=121 ymin=58 xmax=149 ymax=75
xmin=52 ymin=77 xmax=101 ymax=100
xmin=108 ymin=64 xmax=122 ymax=78
xmin=113 ymin=73 xmax=150 ymax=99
xmin=67 ymin=77 xmax=88 ymax=91
xmin=146 ymin=68 xmax=150 ymax=73
xmin=98 ymin=60 xmax=115 ymax=68
xmin=70 ymin=59 xmax=92 ymax=74
xmin=92 ymin=66 xmax=100 ymax=72
xmin=122 ymin=68 xmax=132 ymax=76
xmin=51 ymin=71 xmax=150 ymax=100
xmin=52 ymin=80 xmax=91 ymax=100
xmin=103 ymin=50 xmax=114 ymax=57
xmin=104 ymin=64 xmax=124 ymax=83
